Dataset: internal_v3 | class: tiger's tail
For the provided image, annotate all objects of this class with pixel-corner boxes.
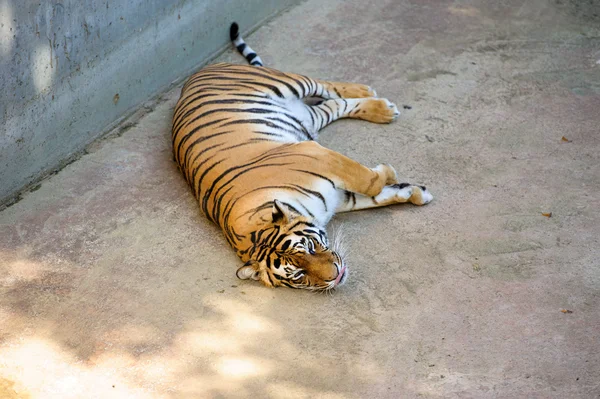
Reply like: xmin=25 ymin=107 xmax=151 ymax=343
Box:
xmin=230 ymin=22 xmax=264 ymax=67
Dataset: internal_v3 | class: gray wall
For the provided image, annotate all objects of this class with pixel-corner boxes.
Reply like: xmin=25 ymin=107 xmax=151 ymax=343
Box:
xmin=0 ymin=0 xmax=298 ymax=206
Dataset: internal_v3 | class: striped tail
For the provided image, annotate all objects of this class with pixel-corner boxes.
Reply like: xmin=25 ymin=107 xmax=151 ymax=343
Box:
xmin=230 ymin=22 xmax=264 ymax=66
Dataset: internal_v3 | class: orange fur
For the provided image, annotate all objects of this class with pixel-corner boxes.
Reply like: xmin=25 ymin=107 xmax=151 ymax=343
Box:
xmin=171 ymin=60 xmax=430 ymax=290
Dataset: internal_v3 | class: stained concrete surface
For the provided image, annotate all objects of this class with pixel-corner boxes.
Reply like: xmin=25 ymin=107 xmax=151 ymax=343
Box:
xmin=1 ymin=0 xmax=600 ymax=398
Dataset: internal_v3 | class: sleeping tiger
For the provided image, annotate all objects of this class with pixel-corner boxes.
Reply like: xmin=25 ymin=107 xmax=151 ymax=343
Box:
xmin=171 ymin=22 xmax=433 ymax=291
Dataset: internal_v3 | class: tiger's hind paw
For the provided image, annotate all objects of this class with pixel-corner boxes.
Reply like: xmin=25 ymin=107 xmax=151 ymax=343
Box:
xmin=356 ymin=98 xmax=400 ymax=124
xmin=336 ymin=83 xmax=377 ymax=98
xmin=390 ymin=183 xmax=433 ymax=205
xmin=417 ymin=186 xmax=434 ymax=205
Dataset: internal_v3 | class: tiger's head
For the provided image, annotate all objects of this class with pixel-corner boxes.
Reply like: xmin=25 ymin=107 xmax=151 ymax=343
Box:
xmin=236 ymin=200 xmax=348 ymax=291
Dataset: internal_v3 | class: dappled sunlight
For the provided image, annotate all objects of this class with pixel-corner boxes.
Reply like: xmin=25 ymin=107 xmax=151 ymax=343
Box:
xmin=0 ymin=338 xmax=152 ymax=399
xmin=32 ymin=43 xmax=54 ymax=94
xmin=0 ymin=258 xmax=51 ymax=288
xmin=205 ymin=296 xmax=282 ymax=334
xmin=0 ymin=227 xmax=388 ymax=398
xmin=216 ymin=357 xmax=271 ymax=379
xmin=0 ymin=1 xmax=14 ymax=59
xmin=177 ymin=331 xmax=242 ymax=352
xmin=265 ymin=381 xmax=350 ymax=399
xmin=448 ymin=5 xmax=481 ymax=18
xmin=0 ymin=290 xmax=377 ymax=397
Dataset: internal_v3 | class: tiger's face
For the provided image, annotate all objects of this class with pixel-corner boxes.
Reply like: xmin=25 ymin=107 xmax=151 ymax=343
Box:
xmin=237 ymin=201 xmax=348 ymax=291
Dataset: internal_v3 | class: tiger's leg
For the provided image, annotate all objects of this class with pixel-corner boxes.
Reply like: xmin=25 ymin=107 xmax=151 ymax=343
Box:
xmin=305 ymin=97 xmax=400 ymax=131
xmin=336 ymin=184 xmax=433 ymax=213
xmin=310 ymin=80 xmax=377 ymax=99
xmin=281 ymin=71 xmax=376 ymax=99
xmin=290 ymin=141 xmax=398 ymax=197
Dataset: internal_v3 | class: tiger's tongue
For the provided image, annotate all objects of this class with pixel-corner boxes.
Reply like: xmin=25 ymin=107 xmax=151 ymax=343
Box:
xmin=334 ymin=266 xmax=347 ymax=286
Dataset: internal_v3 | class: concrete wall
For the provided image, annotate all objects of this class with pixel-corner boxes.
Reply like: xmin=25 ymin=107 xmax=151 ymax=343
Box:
xmin=0 ymin=0 xmax=298 ymax=206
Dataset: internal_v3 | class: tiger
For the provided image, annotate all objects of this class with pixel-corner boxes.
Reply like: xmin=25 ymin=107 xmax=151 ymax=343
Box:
xmin=171 ymin=22 xmax=433 ymax=291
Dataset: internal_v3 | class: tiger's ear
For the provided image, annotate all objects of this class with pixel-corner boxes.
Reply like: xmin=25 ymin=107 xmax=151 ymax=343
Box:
xmin=236 ymin=260 xmax=261 ymax=280
xmin=272 ymin=200 xmax=293 ymax=224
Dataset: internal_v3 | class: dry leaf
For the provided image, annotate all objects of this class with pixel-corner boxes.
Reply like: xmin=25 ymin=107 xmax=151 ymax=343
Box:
xmin=542 ymin=212 xmax=552 ymax=218
xmin=560 ymin=309 xmax=573 ymax=314
xmin=561 ymin=136 xmax=571 ymax=142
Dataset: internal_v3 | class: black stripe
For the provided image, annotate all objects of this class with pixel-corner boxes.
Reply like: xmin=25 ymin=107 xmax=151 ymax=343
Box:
xmin=202 ymin=163 xmax=292 ymax=218
xmin=264 ymin=269 xmax=275 ymax=286
xmin=271 ymin=232 xmax=290 ymax=249
xmin=181 ymin=107 xmax=279 ymax=135
xmin=284 ymin=113 xmax=312 ymax=140
xmin=174 ymin=117 xmax=229 ymax=161
xmin=212 ymin=185 xmax=234 ymax=224
xmin=184 ymin=141 xmax=224 ymax=183
xmin=173 ymin=93 xmax=220 ymax=123
xmin=216 ymin=140 xmax=262 ymax=152
xmin=284 ymin=74 xmax=310 ymax=97
xmin=178 ymin=98 xmax=279 ymax=127
xmin=281 ymin=240 xmax=292 ymax=251
xmin=240 ymin=201 xmax=276 ymax=220
xmin=189 ymin=151 xmax=221 ymax=196
xmin=220 ymin=118 xmax=279 ymax=128
xmin=181 ymin=132 xmax=231 ymax=171
xmin=296 ymin=201 xmax=316 ymax=218
xmin=264 ymin=225 xmax=280 ymax=244
xmin=239 ymin=80 xmax=284 ymax=98
xmin=291 ymin=169 xmax=336 ymax=188
xmin=288 ymin=220 xmax=317 ymax=230
xmin=251 ymin=131 xmax=286 ymax=138
xmin=190 ymin=155 xmax=218 ymax=198
xmin=322 ymin=102 xmax=334 ymax=125
xmin=227 ymin=92 xmax=268 ymax=99
xmin=195 ymin=158 xmax=224 ymax=199
xmin=267 ymin=116 xmax=310 ymax=137
xmin=223 ymin=69 xmax=300 ymax=98
xmin=306 ymin=105 xmax=316 ymax=129
xmin=291 ymin=184 xmax=328 ymax=211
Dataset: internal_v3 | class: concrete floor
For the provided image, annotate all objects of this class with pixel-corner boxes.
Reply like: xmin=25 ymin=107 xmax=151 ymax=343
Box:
xmin=1 ymin=0 xmax=600 ymax=398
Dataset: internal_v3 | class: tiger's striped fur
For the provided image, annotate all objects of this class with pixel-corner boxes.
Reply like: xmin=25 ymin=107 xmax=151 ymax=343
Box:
xmin=171 ymin=23 xmax=433 ymax=291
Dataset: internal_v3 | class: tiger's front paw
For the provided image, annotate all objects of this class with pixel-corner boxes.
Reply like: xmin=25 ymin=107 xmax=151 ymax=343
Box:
xmin=374 ymin=164 xmax=398 ymax=185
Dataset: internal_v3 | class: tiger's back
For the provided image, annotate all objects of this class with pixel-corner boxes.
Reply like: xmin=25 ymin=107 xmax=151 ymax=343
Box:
xmin=172 ymin=63 xmax=340 ymax=247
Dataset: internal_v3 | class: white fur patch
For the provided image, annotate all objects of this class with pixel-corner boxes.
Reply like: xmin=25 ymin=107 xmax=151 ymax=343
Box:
xmin=420 ymin=188 xmax=434 ymax=204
